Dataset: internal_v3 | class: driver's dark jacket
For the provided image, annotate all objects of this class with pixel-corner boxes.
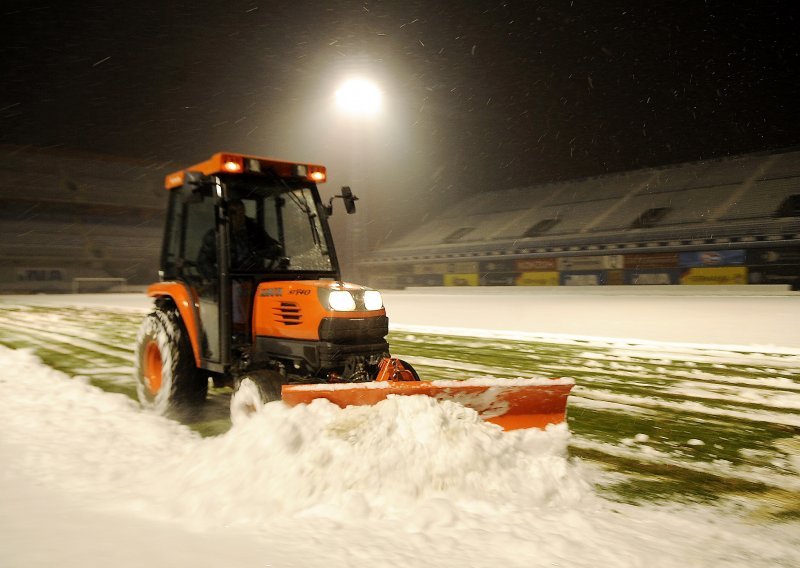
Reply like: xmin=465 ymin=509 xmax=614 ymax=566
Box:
xmin=197 ymin=219 xmax=282 ymax=279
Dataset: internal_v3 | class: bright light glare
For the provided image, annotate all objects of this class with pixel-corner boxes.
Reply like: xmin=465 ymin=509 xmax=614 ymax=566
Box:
xmin=328 ymin=290 xmax=356 ymax=311
xmin=335 ymin=79 xmax=382 ymax=116
xmin=363 ymin=290 xmax=383 ymax=311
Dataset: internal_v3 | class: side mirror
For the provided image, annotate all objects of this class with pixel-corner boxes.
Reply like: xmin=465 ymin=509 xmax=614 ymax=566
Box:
xmin=180 ymin=171 xmax=206 ymax=204
xmin=325 ymin=186 xmax=359 ymax=216
xmin=341 ymin=186 xmax=357 ymax=214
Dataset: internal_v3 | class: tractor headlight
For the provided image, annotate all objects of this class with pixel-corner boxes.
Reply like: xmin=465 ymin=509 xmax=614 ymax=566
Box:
xmin=363 ymin=290 xmax=383 ymax=311
xmin=328 ymin=290 xmax=356 ymax=311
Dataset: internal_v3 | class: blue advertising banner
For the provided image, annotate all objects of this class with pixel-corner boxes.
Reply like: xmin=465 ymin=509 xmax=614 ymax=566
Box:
xmin=678 ymin=250 xmax=745 ymax=268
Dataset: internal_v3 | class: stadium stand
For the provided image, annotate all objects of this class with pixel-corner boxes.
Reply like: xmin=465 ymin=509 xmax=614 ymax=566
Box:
xmin=360 ymin=149 xmax=800 ymax=290
xmin=0 ymin=146 xmax=170 ymax=293
xmin=1 ymin=145 xmax=798 ymax=293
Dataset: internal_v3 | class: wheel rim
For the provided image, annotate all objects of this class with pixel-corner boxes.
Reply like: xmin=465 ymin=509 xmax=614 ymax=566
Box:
xmin=143 ymin=341 xmax=163 ymax=395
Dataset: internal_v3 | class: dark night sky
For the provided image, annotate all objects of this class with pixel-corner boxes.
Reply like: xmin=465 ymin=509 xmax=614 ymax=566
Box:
xmin=2 ymin=0 xmax=799 ymax=201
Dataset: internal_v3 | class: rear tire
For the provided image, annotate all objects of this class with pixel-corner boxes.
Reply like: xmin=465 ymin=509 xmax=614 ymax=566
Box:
xmin=134 ymin=308 xmax=208 ymax=415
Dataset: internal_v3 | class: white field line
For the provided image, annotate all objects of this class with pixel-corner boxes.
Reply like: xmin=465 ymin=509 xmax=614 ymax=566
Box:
xmin=607 ymin=346 xmax=800 ymax=369
xmin=0 ymin=310 xmax=110 ymax=342
xmin=0 ymin=317 xmax=133 ymax=361
xmin=567 ymin=395 xmax=661 ymax=416
xmin=575 ymin=388 xmax=800 ymax=427
xmin=571 ymin=438 xmax=800 ymax=492
xmin=0 ymin=308 xmax=136 ymax=341
xmin=666 ymin=382 xmax=800 ymax=411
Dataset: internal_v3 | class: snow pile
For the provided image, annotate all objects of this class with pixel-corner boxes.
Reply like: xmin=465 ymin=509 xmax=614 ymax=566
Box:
xmin=0 ymin=346 xmax=589 ymax=532
xmin=145 ymin=395 xmax=588 ymax=529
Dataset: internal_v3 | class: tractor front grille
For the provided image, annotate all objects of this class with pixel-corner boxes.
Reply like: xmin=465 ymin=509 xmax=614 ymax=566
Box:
xmin=273 ymin=301 xmax=302 ymax=326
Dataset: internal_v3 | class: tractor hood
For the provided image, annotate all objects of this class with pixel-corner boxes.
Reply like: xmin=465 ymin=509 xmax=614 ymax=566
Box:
xmin=252 ymin=280 xmax=387 ymax=341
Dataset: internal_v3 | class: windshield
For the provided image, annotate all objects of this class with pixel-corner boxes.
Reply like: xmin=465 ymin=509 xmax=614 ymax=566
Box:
xmin=225 ymin=178 xmax=334 ymax=273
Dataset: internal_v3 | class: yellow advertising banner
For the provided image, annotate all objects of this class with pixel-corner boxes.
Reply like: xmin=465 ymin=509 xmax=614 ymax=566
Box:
xmin=443 ymin=273 xmax=479 ymax=286
xmin=516 ymin=271 xmax=560 ymax=286
xmin=680 ymin=267 xmax=748 ymax=285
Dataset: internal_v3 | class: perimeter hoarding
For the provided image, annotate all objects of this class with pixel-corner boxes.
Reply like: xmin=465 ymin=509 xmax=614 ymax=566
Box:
xmin=624 ymin=252 xmax=679 ymax=269
xmin=680 ymin=267 xmax=748 ymax=285
xmin=412 ymin=262 xmax=479 ymax=275
xmin=679 ymin=250 xmax=746 ymax=267
xmin=516 ymin=271 xmax=560 ymax=286
xmin=748 ymin=265 xmax=800 ymax=287
xmin=746 ymin=247 xmax=800 ymax=266
xmin=560 ymin=271 xmax=605 ymax=286
xmin=479 ymin=272 xmax=517 ymax=286
xmin=558 ymin=255 xmax=624 ymax=271
xmin=625 ymin=268 xmax=681 ymax=285
xmin=515 ymin=258 xmax=558 ymax=271
xmin=443 ymin=273 xmax=479 ymax=286
xmin=479 ymin=259 xmax=517 ymax=272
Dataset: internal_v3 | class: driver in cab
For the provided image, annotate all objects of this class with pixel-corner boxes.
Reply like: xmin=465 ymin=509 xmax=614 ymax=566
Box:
xmin=197 ymin=198 xmax=283 ymax=278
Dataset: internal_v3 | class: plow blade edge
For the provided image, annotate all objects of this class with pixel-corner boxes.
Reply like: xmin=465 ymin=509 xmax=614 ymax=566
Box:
xmin=281 ymin=378 xmax=574 ymax=431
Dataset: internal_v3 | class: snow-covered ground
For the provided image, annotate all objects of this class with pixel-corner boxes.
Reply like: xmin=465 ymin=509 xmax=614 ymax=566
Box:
xmin=1 ymin=288 xmax=799 ymax=567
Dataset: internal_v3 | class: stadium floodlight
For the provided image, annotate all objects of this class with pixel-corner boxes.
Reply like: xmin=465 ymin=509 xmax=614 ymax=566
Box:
xmin=335 ymin=78 xmax=382 ymax=116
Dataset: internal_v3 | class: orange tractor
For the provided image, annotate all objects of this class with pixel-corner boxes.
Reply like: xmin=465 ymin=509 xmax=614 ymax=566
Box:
xmin=134 ymin=152 xmax=572 ymax=429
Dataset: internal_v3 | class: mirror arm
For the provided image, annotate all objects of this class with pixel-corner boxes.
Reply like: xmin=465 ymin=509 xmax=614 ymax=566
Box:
xmin=325 ymin=193 xmax=360 ymax=216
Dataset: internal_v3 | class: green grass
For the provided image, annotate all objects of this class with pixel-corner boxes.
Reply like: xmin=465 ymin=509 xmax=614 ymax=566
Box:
xmin=1 ymin=302 xmax=799 ymax=517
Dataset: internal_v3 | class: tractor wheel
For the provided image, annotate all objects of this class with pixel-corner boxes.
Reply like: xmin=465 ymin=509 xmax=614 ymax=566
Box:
xmin=230 ymin=371 xmax=283 ymax=426
xmin=134 ymin=308 xmax=208 ymax=415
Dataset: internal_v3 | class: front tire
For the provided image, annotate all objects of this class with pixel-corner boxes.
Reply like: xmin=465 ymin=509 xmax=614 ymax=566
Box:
xmin=134 ymin=308 xmax=208 ymax=415
xmin=230 ymin=371 xmax=283 ymax=425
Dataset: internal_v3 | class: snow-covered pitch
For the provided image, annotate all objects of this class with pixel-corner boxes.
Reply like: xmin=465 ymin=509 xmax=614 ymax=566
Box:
xmin=1 ymin=288 xmax=799 ymax=567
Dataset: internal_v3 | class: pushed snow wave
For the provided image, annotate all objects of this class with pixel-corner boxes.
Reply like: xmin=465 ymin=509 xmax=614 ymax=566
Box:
xmin=0 ymin=346 xmax=590 ymax=531
xmin=150 ymin=395 xmax=590 ymax=527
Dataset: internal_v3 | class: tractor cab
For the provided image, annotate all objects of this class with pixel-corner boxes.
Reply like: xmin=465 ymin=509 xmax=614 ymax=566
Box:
xmin=155 ymin=153 xmax=359 ymax=375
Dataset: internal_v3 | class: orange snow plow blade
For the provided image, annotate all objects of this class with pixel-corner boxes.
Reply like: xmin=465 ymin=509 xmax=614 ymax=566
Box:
xmin=281 ymin=360 xmax=574 ymax=431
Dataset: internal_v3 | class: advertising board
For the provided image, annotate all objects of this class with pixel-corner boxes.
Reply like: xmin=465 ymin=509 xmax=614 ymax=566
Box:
xmin=444 ymin=273 xmax=479 ymax=286
xmin=624 ymin=252 xmax=679 ymax=269
xmin=625 ymin=268 xmax=681 ymax=285
xmin=680 ymin=267 xmax=747 ymax=285
xmin=413 ymin=262 xmax=479 ymax=275
xmin=479 ymin=259 xmax=517 ymax=272
xmin=560 ymin=271 xmax=607 ymax=286
xmin=557 ymin=255 xmax=624 ymax=271
xmin=678 ymin=250 xmax=746 ymax=267
xmin=746 ymin=247 xmax=800 ymax=266
xmin=516 ymin=271 xmax=560 ymax=286
xmin=748 ymin=265 xmax=800 ymax=287
xmin=479 ymin=272 xmax=517 ymax=286
xmin=514 ymin=258 xmax=558 ymax=271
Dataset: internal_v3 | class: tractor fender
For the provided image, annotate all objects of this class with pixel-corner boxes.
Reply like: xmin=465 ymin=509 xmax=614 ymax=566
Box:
xmin=146 ymin=282 xmax=203 ymax=367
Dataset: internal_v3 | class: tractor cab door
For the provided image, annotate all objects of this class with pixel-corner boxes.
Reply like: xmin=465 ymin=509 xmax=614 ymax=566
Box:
xmin=161 ymin=184 xmax=223 ymax=364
